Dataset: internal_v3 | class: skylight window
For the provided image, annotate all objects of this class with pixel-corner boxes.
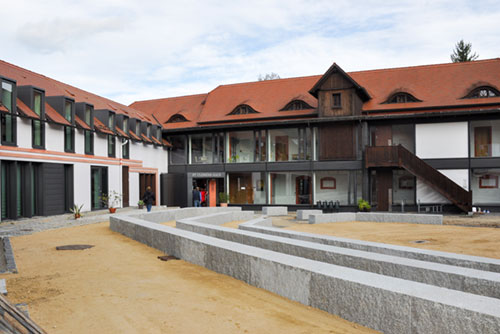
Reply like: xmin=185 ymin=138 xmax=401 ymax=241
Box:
xmin=384 ymin=92 xmax=420 ymax=104
xmin=280 ymin=100 xmax=314 ymax=111
xmin=166 ymin=114 xmax=188 ymax=123
xmin=465 ymin=86 xmax=500 ymax=99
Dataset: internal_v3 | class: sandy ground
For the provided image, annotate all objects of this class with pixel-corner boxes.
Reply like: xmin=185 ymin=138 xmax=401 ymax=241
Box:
xmin=285 ymin=221 xmax=500 ymax=259
xmin=0 ymin=222 xmax=376 ymax=334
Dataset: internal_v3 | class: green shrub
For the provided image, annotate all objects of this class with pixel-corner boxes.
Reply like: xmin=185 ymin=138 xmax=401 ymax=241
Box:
xmin=358 ymin=199 xmax=371 ymax=211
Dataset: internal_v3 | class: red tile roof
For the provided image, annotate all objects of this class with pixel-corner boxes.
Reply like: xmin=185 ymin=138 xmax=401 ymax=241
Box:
xmin=75 ymin=115 xmax=91 ymax=130
xmin=132 ymin=58 xmax=500 ymax=126
xmin=162 ymin=139 xmax=172 ymax=147
xmin=93 ymin=117 xmax=114 ymax=135
xmin=45 ymin=102 xmax=71 ymax=126
xmin=16 ymin=98 xmax=40 ymax=119
xmin=129 ymin=129 xmax=142 ymax=141
xmin=151 ymin=135 xmax=162 ymax=145
xmin=0 ymin=60 xmax=159 ymax=126
xmin=115 ymin=126 xmax=129 ymax=138
xmin=130 ymin=94 xmax=207 ymax=130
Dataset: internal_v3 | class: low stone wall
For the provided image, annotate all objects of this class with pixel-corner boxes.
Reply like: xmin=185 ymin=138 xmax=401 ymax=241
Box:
xmin=110 ymin=212 xmax=500 ymax=333
xmin=115 ymin=207 xmax=241 ymax=224
xmin=309 ymin=212 xmax=442 ymax=225
xmin=182 ymin=211 xmax=255 ymax=225
xmin=239 ymin=221 xmax=500 ymax=273
xmin=177 ymin=218 xmax=500 ymax=299
xmin=262 ymin=206 xmax=287 ymax=216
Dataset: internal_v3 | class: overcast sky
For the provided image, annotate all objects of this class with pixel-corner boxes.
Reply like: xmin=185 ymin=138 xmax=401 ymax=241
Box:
xmin=2 ymin=1 xmax=500 ymax=105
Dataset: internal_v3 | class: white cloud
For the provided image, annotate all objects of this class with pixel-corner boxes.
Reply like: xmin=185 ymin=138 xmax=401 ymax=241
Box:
xmin=1 ymin=0 xmax=499 ymax=104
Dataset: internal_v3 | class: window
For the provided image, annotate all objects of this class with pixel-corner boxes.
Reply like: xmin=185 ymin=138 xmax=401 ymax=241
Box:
xmin=32 ymin=91 xmax=44 ymax=148
xmin=84 ymin=105 xmax=93 ymax=155
xmin=320 ymin=177 xmax=336 ymax=189
xmin=168 ymin=135 xmax=187 ymax=164
xmin=122 ymin=138 xmax=129 ymax=159
xmin=385 ymin=92 xmax=420 ymax=104
xmin=147 ymin=124 xmax=151 ymax=138
xmin=108 ymin=113 xmax=114 ymax=129
xmin=167 ymin=114 xmax=188 ymax=123
xmin=228 ymin=172 xmax=266 ymax=204
xmin=269 ymin=128 xmax=311 ymax=161
xmin=1 ymin=81 xmax=16 ymax=145
xmin=64 ymin=101 xmax=74 ymax=152
xmin=281 ymin=100 xmax=314 ymax=111
xmin=227 ymin=131 xmax=254 ymax=163
xmin=332 ymin=93 xmax=341 ymax=108
xmin=479 ymin=175 xmax=498 ymax=189
xmin=271 ymin=172 xmax=312 ymax=205
xmin=108 ymin=135 xmax=115 ymax=157
xmin=228 ymin=104 xmax=258 ymax=115
xmin=191 ymin=133 xmax=213 ymax=164
xmin=123 ymin=118 xmax=128 ymax=133
xmin=465 ymin=86 xmax=500 ymax=99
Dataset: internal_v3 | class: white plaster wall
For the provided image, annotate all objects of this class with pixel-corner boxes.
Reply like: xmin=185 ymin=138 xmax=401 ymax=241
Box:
xmin=415 ymin=122 xmax=468 ymax=159
xmin=471 ymin=169 xmax=500 ymax=204
xmin=73 ymin=163 xmax=91 ymax=211
xmin=75 ymin=129 xmax=85 ymax=155
xmin=94 ymin=134 xmax=108 ymax=157
xmin=417 ymin=169 xmax=469 ymax=204
xmin=45 ymin=124 xmax=64 ymax=152
xmin=17 ymin=118 xmax=32 ymax=148
xmin=108 ymin=165 xmax=122 ymax=207
xmin=315 ymin=171 xmax=351 ymax=205
xmin=470 ymin=120 xmax=500 ymax=157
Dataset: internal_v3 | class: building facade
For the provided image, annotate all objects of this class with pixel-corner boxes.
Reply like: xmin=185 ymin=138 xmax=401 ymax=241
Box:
xmin=132 ymin=59 xmax=500 ymax=213
xmin=0 ymin=61 xmax=168 ymax=221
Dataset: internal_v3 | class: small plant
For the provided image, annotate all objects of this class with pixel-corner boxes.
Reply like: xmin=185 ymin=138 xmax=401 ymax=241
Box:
xmin=138 ymin=200 xmax=145 ymax=209
xmin=219 ymin=192 xmax=229 ymax=203
xmin=358 ymin=199 xmax=371 ymax=212
xmin=70 ymin=204 xmax=84 ymax=219
xmin=100 ymin=190 xmax=123 ymax=211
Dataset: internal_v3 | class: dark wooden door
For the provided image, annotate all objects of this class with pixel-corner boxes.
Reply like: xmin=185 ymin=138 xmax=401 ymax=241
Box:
xmin=475 ymin=126 xmax=491 ymax=157
xmin=376 ymin=169 xmax=392 ymax=211
xmin=139 ymin=173 xmax=156 ymax=205
xmin=375 ymin=125 xmax=392 ymax=146
xmin=122 ymin=166 xmax=129 ymax=207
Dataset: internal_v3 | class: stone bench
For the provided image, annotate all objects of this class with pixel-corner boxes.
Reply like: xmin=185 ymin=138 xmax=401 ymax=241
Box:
xmin=262 ymin=206 xmax=287 ymax=216
xmin=296 ymin=210 xmax=322 ymax=221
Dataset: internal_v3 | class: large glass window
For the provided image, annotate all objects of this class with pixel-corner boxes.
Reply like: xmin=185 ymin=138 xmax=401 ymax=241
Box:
xmin=191 ymin=133 xmax=213 ymax=164
xmin=315 ymin=170 xmax=361 ymax=205
xmin=471 ymin=169 xmax=500 ymax=204
xmin=255 ymin=130 xmax=267 ymax=162
xmin=228 ymin=172 xmax=266 ymax=204
xmin=470 ymin=120 xmax=500 ymax=157
xmin=64 ymin=101 xmax=74 ymax=152
xmin=168 ymin=135 xmax=187 ymax=164
xmin=227 ymin=131 xmax=254 ymax=163
xmin=270 ymin=128 xmax=311 ymax=161
xmin=271 ymin=172 xmax=312 ymax=205
xmin=84 ymin=106 xmax=93 ymax=155
xmin=122 ymin=138 xmax=129 ymax=159
xmin=1 ymin=81 xmax=15 ymax=145
xmin=32 ymin=91 xmax=43 ymax=148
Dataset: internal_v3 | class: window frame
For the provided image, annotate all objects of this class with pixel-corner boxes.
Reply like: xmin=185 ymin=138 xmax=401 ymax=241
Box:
xmin=31 ymin=90 xmax=45 ymax=149
xmin=332 ymin=93 xmax=341 ymax=109
xmin=1 ymin=79 xmax=17 ymax=146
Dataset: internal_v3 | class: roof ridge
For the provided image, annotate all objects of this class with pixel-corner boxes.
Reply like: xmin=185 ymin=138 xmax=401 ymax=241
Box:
xmin=348 ymin=58 xmax=500 ymax=75
xmin=132 ymin=93 xmax=208 ymax=105
xmin=213 ymin=74 xmax=322 ymax=90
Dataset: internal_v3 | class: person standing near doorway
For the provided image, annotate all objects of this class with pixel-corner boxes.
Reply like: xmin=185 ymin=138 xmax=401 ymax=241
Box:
xmin=193 ymin=187 xmax=201 ymax=207
xmin=142 ymin=186 xmax=155 ymax=212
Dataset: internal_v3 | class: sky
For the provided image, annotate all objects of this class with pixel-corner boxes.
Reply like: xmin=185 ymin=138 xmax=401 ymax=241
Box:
xmin=2 ymin=0 xmax=500 ymax=105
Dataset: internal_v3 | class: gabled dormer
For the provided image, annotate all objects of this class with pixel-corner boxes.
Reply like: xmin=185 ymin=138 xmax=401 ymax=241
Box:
xmin=115 ymin=114 xmax=130 ymax=138
xmin=140 ymin=121 xmax=153 ymax=144
xmin=309 ymin=63 xmax=370 ymax=117
xmin=128 ymin=118 xmax=142 ymax=142
xmin=46 ymin=96 xmax=75 ymax=126
xmin=94 ymin=109 xmax=115 ymax=135
xmin=17 ymin=86 xmax=45 ymax=121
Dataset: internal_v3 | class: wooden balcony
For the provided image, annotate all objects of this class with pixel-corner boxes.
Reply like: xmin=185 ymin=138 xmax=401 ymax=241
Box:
xmin=366 ymin=145 xmax=472 ymax=213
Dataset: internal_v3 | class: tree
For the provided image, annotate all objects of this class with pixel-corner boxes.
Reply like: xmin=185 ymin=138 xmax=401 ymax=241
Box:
xmin=450 ymin=39 xmax=479 ymax=62
xmin=258 ymin=72 xmax=280 ymax=81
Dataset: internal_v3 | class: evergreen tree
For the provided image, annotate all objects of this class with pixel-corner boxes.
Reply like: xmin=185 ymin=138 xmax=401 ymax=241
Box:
xmin=258 ymin=73 xmax=280 ymax=81
xmin=450 ymin=39 xmax=479 ymax=62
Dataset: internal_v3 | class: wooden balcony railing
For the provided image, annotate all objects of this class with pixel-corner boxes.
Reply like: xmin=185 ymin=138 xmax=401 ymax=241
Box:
xmin=366 ymin=145 xmax=472 ymax=212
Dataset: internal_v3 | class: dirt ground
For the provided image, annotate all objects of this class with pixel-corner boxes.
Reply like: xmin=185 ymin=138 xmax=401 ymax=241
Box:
xmin=0 ymin=222 xmax=376 ymax=334
xmin=284 ymin=221 xmax=500 ymax=259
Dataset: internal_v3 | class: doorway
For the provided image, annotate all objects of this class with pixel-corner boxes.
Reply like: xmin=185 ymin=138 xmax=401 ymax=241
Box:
xmin=139 ymin=173 xmax=156 ymax=205
xmin=295 ymin=176 xmax=312 ymax=204
xmin=91 ymin=166 xmax=108 ymax=210
xmin=193 ymin=178 xmax=224 ymax=206
xmin=122 ymin=166 xmax=129 ymax=207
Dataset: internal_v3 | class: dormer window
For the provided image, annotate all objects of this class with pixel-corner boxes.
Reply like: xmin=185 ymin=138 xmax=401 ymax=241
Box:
xmin=123 ymin=118 xmax=128 ymax=133
xmin=281 ymin=100 xmax=314 ymax=111
xmin=385 ymin=92 xmax=420 ymax=104
xmin=147 ymin=124 xmax=151 ymax=138
xmin=228 ymin=104 xmax=258 ymax=115
xmin=64 ymin=100 xmax=74 ymax=152
xmin=1 ymin=80 xmax=16 ymax=145
xmin=465 ymin=86 xmax=500 ymax=99
xmin=167 ymin=114 xmax=188 ymax=123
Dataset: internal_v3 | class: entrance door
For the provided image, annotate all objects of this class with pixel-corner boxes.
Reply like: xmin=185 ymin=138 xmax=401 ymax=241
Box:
xmin=475 ymin=126 xmax=491 ymax=157
xmin=374 ymin=125 xmax=392 ymax=146
xmin=139 ymin=173 xmax=156 ymax=205
xmin=91 ymin=166 xmax=108 ymax=210
xmin=376 ymin=169 xmax=392 ymax=211
xmin=208 ymin=179 xmax=216 ymax=207
xmin=122 ymin=166 xmax=129 ymax=207
xmin=295 ymin=176 xmax=312 ymax=204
